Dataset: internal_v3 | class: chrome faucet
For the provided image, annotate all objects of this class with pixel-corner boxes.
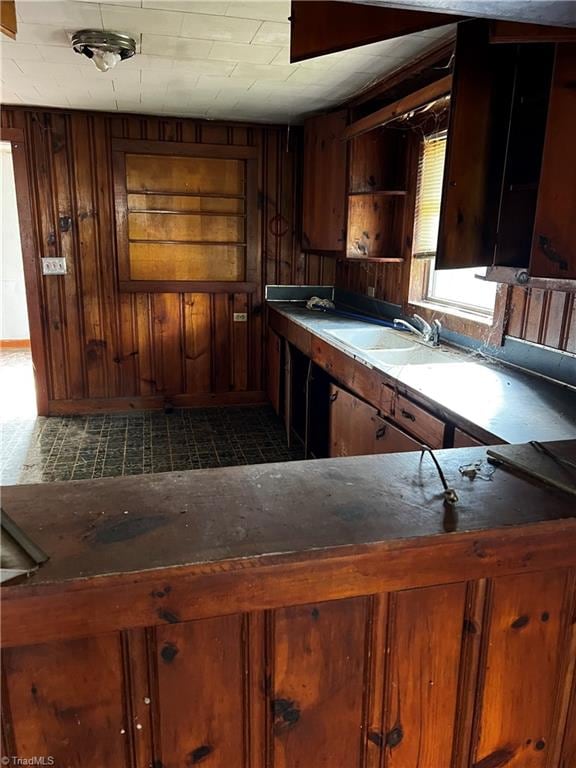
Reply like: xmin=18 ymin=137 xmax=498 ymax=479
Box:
xmin=393 ymin=314 xmax=441 ymax=346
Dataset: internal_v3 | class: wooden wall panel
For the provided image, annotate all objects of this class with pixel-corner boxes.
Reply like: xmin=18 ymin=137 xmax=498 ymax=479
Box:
xmin=383 ymin=583 xmax=467 ymax=768
xmin=154 ymin=615 xmax=247 ymax=768
xmin=271 ymin=597 xmax=369 ymax=767
xmin=2 ymin=634 xmax=128 ymax=765
xmin=1 ymin=107 xmax=333 ymax=413
xmin=472 ymin=569 xmax=574 ymax=767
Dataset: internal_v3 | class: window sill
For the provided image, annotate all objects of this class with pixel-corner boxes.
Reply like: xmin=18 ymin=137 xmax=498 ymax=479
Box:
xmin=406 ymin=285 xmax=508 ymax=347
xmin=410 ymin=299 xmax=494 ymax=326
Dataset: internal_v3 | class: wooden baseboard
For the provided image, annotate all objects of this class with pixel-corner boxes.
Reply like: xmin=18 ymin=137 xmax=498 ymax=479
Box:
xmin=0 ymin=339 xmax=31 ymax=349
xmin=47 ymin=391 xmax=268 ymax=415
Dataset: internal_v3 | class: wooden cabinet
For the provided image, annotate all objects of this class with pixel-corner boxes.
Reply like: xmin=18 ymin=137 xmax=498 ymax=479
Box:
xmin=453 ymin=427 xmax=484 ymax=448
xmin=329 ymin=384 xmax=421 ymax=457
xmin=437 ymin=21 xmax=576 ymax=284
xmin=530 ymin=43 xmax=576 ymax=279
xmin=302 ymin=110 xmax=348 ymax=253
xmin=346 ymin=126 xmax=413 ymax=261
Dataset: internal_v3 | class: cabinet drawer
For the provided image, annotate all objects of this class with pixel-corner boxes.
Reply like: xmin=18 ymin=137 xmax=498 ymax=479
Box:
xmin=453 ymin=428 xmax=484 ymax=448
xmin=374 ymin=416 xmax=423 ymax=454
xmin=381 ymin=388 xmax=445 ymax=449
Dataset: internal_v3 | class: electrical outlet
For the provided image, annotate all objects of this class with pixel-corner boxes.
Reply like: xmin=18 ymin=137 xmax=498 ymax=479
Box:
xmin=233 ymin=312 xmax=248 ymax=322
xmin=367 ymin=286 xmax=376 ymax=298
xmin=42 ymin=257 xmax=67 ymax=275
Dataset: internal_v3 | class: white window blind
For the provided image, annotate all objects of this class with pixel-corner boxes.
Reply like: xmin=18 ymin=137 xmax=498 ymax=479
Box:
xmin=412 ymin=130 xmax=447 ymax=258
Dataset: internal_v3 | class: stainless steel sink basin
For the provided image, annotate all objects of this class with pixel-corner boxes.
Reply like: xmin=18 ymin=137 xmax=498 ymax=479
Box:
xmin=324 ymin=324 xmax=464 ymax=370
xmin=324 ymin=327 xmax=417 ymax=351
xmin=368 ymin=345 xmax=460 ymax=367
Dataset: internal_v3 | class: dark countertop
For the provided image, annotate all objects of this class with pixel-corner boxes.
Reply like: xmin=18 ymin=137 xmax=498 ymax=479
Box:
xmin=1 ymin=443 xmax=576 ymax=589
xmin=269 ymin=303 xmax=576 ymax=444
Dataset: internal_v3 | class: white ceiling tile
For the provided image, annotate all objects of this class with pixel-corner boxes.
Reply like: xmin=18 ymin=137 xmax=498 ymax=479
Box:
xmin=225 ymin=1 xmax=289 ymax=23
xmin=268 ymin=47 xmax=290 ymax=66
xmin=141 ymin=34 xmax=213 ymax=59
xmin=0 ymin=91 xmax=23 ymax=103
xmin=251 ymin=21 xmax=288 ymax=47
xmin=39 ymin=46 xmax=93 ymax=65
xmin=231 ymin=62 xmax=292 ymax=81
xmin=101 ymin=5 xmax=184 ymax=36
xmin=121 ymin=54 xmax=174 ymax=69
xmin=16 ymin=2 xmax=103 ymax=27
xmin=0 ymin=59 xmax=24 ymax=79
xmin=197 ymin=74 xmax=254 ymax=90
xmin=209 ymin=41 xmax=280 ymax=64
xmin=91 ymin=0 xmax=141 ymax=6
xmin=143 ymin=1 xmax=228 ymax=12
xmin=15 ymin=60 xmax=84 ymax=79
xmin=0 ymin=43 xmax=43 ymax=62
xmin=11 ymin=23 xmax=71 ymax=46
xmin=180 ymin=12 xmax=260 ymax=43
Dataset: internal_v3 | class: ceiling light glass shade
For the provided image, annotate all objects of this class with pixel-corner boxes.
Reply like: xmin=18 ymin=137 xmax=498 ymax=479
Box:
xmin=92 ymin=50 xmax=121 ymax=72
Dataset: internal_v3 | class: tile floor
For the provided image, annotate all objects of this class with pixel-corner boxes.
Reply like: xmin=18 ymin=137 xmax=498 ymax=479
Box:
xmin=0 ymin=348 xmax=304 ymax=486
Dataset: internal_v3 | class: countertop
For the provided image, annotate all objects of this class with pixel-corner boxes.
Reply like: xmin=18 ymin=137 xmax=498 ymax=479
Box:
xmin=269 ymin=302 xmax=576 ymax=444
xmin=1 ymin=443 xmax=576 ymax=590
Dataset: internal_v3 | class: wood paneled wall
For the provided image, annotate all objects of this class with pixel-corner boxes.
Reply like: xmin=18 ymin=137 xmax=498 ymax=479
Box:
xmin=335 ymin=260 xmax=576 ymax=352
xmin=0 ymin=107 xmax=335 ymax=414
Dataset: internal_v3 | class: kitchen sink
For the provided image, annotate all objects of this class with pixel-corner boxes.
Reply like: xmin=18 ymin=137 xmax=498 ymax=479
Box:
xmin=324 ymin=327 xmax=417 ymax=351
xmin=368 ymin=345 xmax=461 ymax=367
xmin=324 ymin=324 xmax=464 ymax=370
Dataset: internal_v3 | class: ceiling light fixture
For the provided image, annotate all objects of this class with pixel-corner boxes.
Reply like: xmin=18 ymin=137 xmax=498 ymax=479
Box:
xmin=71 ymin=29 xmax=136 ymax=72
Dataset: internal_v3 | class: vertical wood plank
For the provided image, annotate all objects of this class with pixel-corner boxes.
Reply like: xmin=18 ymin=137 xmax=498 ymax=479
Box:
xmin=271 ymin=596 xmax=369 ymax=768
xmin=183 ymin=293 xmax=212 ymax=394
xmin=383 ymin=582 xmax=467 ymax=768
xmin=472 ymin=569 xmax=572 ymax=768
xmin=3 ymin=634 xmax=129 ymax=767
xmin=122 ymin=629 xmax=154 ymax=768
xmin=154 ymin=615 xmax=247 ymax=768
xmin=152 ymin=293 xmax=183 ymax=397
xmin=212 ymin=293 xmax=231 ymax=392
xmin=70 ymin=113 xmax=110 ymax=398
xmin=49 ymin=112 xmax=86 ymax=400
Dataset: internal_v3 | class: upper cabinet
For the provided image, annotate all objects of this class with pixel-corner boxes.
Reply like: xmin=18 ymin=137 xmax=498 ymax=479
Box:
xmin=530 ymin=43 xmax=576 ymax=279
xmin=437 ymin=21 xmax=576 ymax=285
xmin=302 ymin=110 xmax=348 ymax=254
xmin=346 ymin=127 xmax=412 ymax=260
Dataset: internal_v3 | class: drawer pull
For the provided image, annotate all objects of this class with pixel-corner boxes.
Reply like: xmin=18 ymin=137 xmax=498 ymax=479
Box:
xmin=401 ymin=409 xmax=416 ymax=422
xmin=375 ymin=426 xmax=387 ymax=439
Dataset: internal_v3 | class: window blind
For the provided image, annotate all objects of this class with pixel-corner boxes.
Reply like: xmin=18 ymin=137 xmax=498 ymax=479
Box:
xmin=412 ymin=130 xmax=447 ymax=259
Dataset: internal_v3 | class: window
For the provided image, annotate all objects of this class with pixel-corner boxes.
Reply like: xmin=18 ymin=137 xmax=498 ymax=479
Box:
xmin=411 ymin=130 xmax=497 ymax=319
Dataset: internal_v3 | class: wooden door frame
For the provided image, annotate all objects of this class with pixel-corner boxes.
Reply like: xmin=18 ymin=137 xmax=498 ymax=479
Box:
xmin=1 ymin=126 xmax=49 ymax=415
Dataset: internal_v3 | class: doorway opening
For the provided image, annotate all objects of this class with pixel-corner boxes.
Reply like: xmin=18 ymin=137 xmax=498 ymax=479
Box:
xmin=1 ymin=140 xmax=37 ymax=483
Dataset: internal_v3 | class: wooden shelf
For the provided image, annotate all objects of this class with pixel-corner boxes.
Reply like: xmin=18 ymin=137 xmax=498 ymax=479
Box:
xmin=344 ymin=256 xmax=405 ymax=263
xmin=348 ymin=190 xmax=407 ymax=197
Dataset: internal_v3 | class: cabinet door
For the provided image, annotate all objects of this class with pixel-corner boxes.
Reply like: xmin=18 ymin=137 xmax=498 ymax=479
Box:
xmin=302 ymin=110 xmax=348 ymax=253
xmin=530 ymin=43 xmax=576 ymax=279
xmin=436 ymin=21 xmax=516 ymax=269
xmin=267 ymin=328 xmax=282 ymax=416
xmin=329 ymin=384 xmax=420 ymax=458
xmin=453 ymin=427 xmax=484 ymax=448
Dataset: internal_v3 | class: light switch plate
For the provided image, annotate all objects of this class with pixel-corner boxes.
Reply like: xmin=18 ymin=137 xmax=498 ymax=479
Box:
xmin=367 ymin=286 xmax=376 ymax=298
xmin=42 ymin=257 xmax=67 ymax=275
xmin=233 ymin=313 xmax=248 ymax=322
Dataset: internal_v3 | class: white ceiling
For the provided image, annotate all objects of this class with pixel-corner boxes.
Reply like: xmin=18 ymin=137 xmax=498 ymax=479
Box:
xmin=0 ymin=0 xmax=456 ymax=123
